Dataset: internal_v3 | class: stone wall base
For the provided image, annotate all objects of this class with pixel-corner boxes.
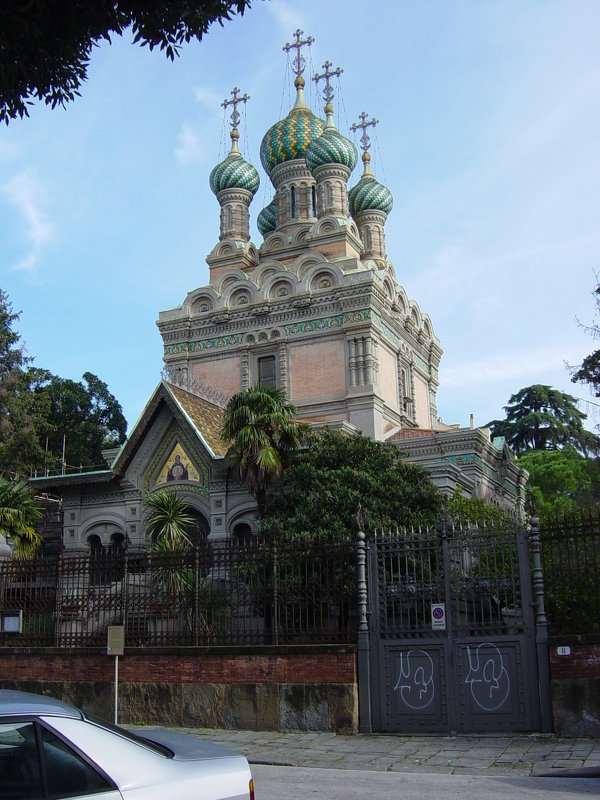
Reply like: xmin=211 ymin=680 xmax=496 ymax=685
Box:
xmin=551 ymin=678 xmax=600 ymax=737
xmin=0 ymin=679 xmax=357 ymax=733
xmin=549 ymin=640 xmax=600 ymax=737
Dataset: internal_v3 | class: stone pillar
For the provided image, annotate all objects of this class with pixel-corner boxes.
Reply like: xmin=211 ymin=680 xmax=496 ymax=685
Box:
xmin=241 ymin=350 xmax=249 ymax=391
xmin=356 ymin=338 xmax=365 ymax=386
xmin=364 ymin=338 xmax=374 ymax=385
xmin=348 ymin=338 xmax=357 ymax=387
xmin=278 ymin=342 xmax=288 ymax=398
xmin=528 ymin=516 xmax=553 ymax=733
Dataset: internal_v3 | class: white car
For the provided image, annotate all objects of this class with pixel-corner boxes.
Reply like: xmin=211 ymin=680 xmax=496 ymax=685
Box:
xmin=0 ymin=689 xmax=254 ymax=800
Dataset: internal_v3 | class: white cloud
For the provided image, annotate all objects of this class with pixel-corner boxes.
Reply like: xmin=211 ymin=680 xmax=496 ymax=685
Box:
xmin=174 ymin=124 xmax=204 ymax=165
xmin=193 ymin=86 xmax=222 ymax=109
xmin=266 ymin=1 xmax=306 ymax=35
xmin=4 ymin=172 xmax=54 ymax=270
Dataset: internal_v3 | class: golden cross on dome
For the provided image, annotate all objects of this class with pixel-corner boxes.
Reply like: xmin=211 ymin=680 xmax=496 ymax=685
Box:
xmin=221 ymin=86 xmax=249 ymax=131
xmin=283 ymin=29 xmax=314 ymax=78
xmin=313 ymin=60 xmax=343 ymax=107
xmin=350 ymin=111 xmax=379 ymax=154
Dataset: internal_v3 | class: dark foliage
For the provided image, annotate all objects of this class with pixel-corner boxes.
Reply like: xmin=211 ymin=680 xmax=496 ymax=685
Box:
xmin=0 ymin=0 xmax=252 ymax=123
xmin=486 ymin=384 xmax=599 ymax=456
xmin=264 ymin=429 xmax=442 ymax=541
xmin=0 ymin=288 xmax=127 ymax=475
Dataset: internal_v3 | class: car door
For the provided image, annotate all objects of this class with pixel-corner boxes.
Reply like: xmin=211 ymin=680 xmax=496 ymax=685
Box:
xmin=0 ymin=719 xmax=123 ymax=800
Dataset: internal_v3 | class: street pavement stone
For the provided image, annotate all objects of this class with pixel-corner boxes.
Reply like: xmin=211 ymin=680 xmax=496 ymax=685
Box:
xmin=139 ymin=726 xmax=600 ymax=777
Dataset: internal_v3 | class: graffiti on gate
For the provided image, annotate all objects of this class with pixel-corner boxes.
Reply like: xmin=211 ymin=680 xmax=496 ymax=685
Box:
xmin=464 ymin=643 xmax=510 ymax=711
xmin=394 ymin=649 xmax=435 ymax=710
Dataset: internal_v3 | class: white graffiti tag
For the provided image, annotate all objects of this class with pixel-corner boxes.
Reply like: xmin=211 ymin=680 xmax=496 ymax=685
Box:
xmin=465 ymin=643 xmax=510 ymax=711
xmin=394 ymin=649 xmax=435 ymax=710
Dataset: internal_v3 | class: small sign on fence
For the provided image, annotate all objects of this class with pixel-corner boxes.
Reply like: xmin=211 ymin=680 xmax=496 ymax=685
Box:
xmin=0 ymin=610 xmax=23 ymax=633
xmin=431 ymin=603 xmax=446 ymax=630
xmin=107 ymin=625 xmax=124 ymax=656
xmin=107 ymin=625 xmax=124 ymax=725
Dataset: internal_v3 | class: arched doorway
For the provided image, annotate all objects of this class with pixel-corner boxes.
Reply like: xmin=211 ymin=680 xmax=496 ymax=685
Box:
xmin=233 ymin=522 xmax=254 ymax=549
xmin=187 ymin=508 xmax=210 ymax=546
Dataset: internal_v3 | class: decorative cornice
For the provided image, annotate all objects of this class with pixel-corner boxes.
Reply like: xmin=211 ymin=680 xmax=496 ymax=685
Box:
xmin=165 ymin=333 xmax=244 ymax=356
xmin=63 ymin=490 xmax=142 ymax=507
xmin=284 ymin=308 xmax=370 ymax=337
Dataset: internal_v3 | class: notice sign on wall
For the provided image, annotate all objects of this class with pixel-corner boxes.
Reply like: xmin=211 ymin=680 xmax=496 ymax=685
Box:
xmin=431 ymin=603 xmax=446 ymax=630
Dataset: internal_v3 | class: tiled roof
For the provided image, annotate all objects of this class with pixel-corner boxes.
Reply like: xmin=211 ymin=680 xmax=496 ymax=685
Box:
xmin=390 ymin=428 xmax=439 ymax=440
xmin=164 ymin=382 xmax=227 ymax=458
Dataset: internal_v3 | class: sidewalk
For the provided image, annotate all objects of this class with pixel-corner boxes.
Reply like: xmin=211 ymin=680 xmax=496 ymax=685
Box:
xmin=154 ymin=727 xmax=600 ymax=777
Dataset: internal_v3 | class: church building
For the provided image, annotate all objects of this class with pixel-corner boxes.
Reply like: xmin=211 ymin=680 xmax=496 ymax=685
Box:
xmin=30 ymin=32 xmax=527 ymax=553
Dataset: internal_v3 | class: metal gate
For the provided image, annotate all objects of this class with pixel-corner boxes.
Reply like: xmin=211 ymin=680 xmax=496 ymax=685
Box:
xmin=359 ymin=522 xmax=552 ymax=734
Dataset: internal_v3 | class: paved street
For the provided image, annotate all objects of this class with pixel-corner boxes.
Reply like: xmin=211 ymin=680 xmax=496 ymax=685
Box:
xmin=251 ymin=765 xmax=599 ymax=800
xmin=139 ymin=726 xmax=600 ymax=777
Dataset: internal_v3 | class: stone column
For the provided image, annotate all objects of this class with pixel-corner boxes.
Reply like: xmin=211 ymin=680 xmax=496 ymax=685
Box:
xmin=348 ymin=338 xmax=357 ymax=387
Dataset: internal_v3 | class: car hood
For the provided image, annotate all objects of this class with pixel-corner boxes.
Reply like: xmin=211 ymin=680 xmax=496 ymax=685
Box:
xmin=135 ymin=728 xmax=243 ymax=762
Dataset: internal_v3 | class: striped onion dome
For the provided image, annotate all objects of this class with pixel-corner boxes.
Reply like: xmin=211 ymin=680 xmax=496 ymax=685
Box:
xmin=209 ymin=132 xmax=259 ymax=197
xmin=305 ymin=111 xmax=358 ymax=172
xmin=349 ymin=153 xmax=393 ymax=215
xmin=257 ymin=198 xmax=277 ymax=237
xmin=260 ymin=78 xmax=325 ymax=174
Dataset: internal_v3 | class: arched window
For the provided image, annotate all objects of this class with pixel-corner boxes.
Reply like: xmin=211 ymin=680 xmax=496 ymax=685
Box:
xmin=88 ymin=534 xmax=102 ymax=556
xmin=233 ymin=522 xmax=253 ymax=550
xmin=109 ymin=532 xmax=125 ymax=556
xmin=291 ymin=186 xmax=296 ymax=218
xmin=311 ymin=185 xmax=316 ymax=216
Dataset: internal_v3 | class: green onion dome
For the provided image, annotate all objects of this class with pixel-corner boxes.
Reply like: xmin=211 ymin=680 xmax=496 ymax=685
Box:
xmin=260 ymin=77 xmax=325 ymax=174
xmin=349 ymin=153 xmax=393 ymax=215
xmin=257 ymin=198 xmax=277 ymax=237
xmin=209 ymin=132 xmax=260 ymax=197
xmin=305 ymin=113 xmax=358 ymax=173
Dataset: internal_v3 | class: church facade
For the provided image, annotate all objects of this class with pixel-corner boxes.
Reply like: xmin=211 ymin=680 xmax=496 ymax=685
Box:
xmin=31 ymin=33 xmax=527 ymax=553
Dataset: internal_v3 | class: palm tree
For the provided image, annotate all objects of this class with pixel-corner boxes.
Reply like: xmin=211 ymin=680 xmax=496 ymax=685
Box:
xmin=144 ymin=489 xmax=194 ymax=551
xmin=144 ymin=490 xmax=196 ymax=611
xmin=0 ymin=475 xmax=42 ymax=558
xmin=221 ymin=387 xmax=304 ymax=520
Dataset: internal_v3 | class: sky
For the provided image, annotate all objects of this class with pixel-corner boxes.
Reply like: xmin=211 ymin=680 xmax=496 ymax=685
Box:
xmin=2 ymin=0 xmax=599 ymax=435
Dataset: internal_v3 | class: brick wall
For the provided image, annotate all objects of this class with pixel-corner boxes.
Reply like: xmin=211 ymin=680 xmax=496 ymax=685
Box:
xmin=191 ymin=356 xmax=241 ymax=398
xmin=550 ymin=643 xmax=600 ymax=680
xmin=549 ymin=640 xmax=600 ymax=737
xmin=0 ymin=647 xmax=358 ymax=733
xmin=290 ymin=340 xmax=346 ymax=400
xmin=1 ymin=649 xmax=356 ymax=685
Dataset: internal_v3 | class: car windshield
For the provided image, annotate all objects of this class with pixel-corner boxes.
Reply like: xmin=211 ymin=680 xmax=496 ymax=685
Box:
xmin=85 ymin=714 xmax=174 ymax=758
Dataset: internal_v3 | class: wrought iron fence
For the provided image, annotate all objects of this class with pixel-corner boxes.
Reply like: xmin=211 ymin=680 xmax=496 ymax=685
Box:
xmin=539 ymin=512 xmax=600 ymax=636
xmin=374 ymin=522 xmax=526 ymax=639
xmin=0 ymin=534 xmax=357 ymax=648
